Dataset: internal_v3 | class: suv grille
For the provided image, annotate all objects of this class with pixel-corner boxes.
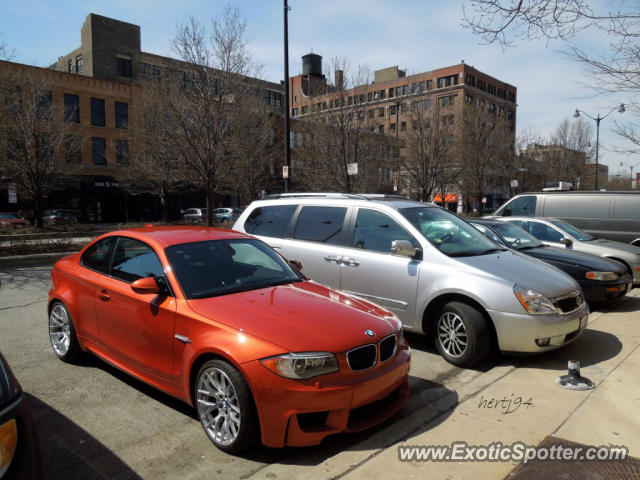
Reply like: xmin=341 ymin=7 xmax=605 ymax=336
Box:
xmin=553 ymin=295 xmax=582 ymax=313
xmin=347 ymin=344 xmax=377 ymax=371
xmin=379 ymin=334 xmax=397 ymax=362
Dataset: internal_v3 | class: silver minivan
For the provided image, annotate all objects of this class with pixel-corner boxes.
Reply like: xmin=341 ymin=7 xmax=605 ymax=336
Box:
xmin=233 ymin=195 xmax=589 ymax=367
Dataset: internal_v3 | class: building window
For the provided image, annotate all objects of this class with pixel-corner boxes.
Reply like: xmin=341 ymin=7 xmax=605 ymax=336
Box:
xmin=390 ymin=105 xmax=398 ymax=116
xmin=36 ymin=90 xmax=52 ymax=121
xmin=418 ymin=81 xmax=425 ymax=92
xmin=301 ymin=106 xmax=308 ymax=114
xmin=289 ymin=132 xmax=294 ymax=148
xmin=292 ymin=108 xmax=298 ymax=117
xmin=507 ymin=110 xmax=513 ymax=120
xmin=388 ymin=87 xmax=395 ymax=98
xmin=116 ymin=139 xmax=129 ymax=165
xmin=368 ymin=109 xmax=374 ymax=119
xmin=390 ymin=123 xmax=396 ymax=132
xmin=92 ymin=137 xmax=107 ymax=165
xmin=437 ymin=75 xmax=458 ymax=88
xmin=116 ymin=57 xmax=132 ymax=78
xmin=378 ymin=125 xmax=384 ymax=134
xmin=427 ymin=79 xmax=433 ymax=90
xmin=75 ymin=55 xmax=83 ymax=73
xmin=400 ymin=121 xmax=407 ymax=132
xmin=64 ymin=94 xmax=80 ymax=123
xmin=379 ymin=90 xmax=385 ymax=99
xmin=464 ymin=94 xmax=473 ymax=103
xmin=395 ymin=86 xmax=402 ymax=97
xmin=401 ymin=103 xmax=408 ymax=113
xmin=115 ymin=102 xmax=128 ymax=128
xmin=65 ymin=135 xmax=81 ymax=164
xmin=402 ymin=85 xmax=408 ymax=96
xmin=378 ymin=107 xmax=385 ymax=117
xmin=91 ymin=98 xmax=105 ymax=126
xmin=425 ymin=98 xmax=432 ymax=110
xmin=441 ymin=95 xmax=456 ymax=107
xmin=264 ymin=90 xmax=281 ymax=107
xmin=367 ymin=92 xmax=372 ymax=102
xmin=67 ymin=59 xmax=72 ymax=73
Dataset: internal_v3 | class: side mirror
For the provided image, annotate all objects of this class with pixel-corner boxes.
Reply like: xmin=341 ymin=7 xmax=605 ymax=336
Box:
xmin=391 ymin=240 xmax=419 ymax=258
xmin=289 ymin=259 xmax=303 ymax=271
xmin=560 ymin=237 xmax=573 ymax=247
xmin=131 ymin=276 xmax=161 ymax=295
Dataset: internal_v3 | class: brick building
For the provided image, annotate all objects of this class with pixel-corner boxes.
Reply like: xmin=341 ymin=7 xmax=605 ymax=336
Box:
xmin=288 ymin=54 xmax=517 ymax=210
xmin=1 ymin=13 xmax=285 ymax=223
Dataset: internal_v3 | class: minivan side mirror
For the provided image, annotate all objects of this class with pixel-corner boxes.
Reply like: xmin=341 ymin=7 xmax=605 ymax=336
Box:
xmin=391 ymin=240 xmax=420 ymax=259
xmin=560 ymin=237 xmax=573 ymax=247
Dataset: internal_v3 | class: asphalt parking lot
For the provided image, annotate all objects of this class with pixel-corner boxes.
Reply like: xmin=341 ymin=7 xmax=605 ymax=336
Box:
xmin=1 ymin=264 xmax=638 ymax=479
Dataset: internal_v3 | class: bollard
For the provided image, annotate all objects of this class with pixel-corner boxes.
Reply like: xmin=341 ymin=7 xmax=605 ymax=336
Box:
xmin=556 ymin=360 xmax=595 ymax=390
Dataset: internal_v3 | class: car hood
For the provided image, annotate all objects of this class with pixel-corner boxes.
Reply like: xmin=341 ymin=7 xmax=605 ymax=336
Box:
xmin=586 ymin=238 xmax=640 ymax=255
xmin=186 ymin=281 xmax=398 ymax=353
xmin=454 ymin=250 xmax=580 ymax=299
xmin=521 ymin=246 xmax=628 ymax=274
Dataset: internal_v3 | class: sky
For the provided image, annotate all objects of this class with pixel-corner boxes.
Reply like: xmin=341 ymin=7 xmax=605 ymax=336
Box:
xmin=1 ymin=0 xmax=637 ymax=177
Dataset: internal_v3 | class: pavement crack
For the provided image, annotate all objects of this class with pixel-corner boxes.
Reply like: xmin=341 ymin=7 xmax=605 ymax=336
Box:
xmin=0 ymin=298 xmax=47 ymax=310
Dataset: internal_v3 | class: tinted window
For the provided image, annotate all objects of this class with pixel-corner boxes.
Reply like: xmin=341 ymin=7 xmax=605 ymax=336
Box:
xmin=244 ymin=205 xmax=296 ymax=238
xmin=527 ymin=222 xmax=564 ymax=243
xmin=110 ymin=237 xmax=164 ymax=283
xmin=352 ymin=209 xmax=415 ymax=253
xmin=91 ymin=98 xmax=105 ymax=126
xmin=81 ymin=237 xmax=117 ymax=274
xmin=293 ymin=206 xmax=347 ymax=244
xmin=544 ymin=195 xmax=610 ymax=218
xmin=166 ymin=239 xmax=302 ymax=299
xmin=503 ymin=196 xmax=536 ymax=216
xmin=613 ymin=196 xmax=640 ymax=220
xmin=551 ymin=220 xmax=594 ymax=241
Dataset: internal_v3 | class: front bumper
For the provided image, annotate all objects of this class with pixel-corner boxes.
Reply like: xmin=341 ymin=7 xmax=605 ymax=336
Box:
xmin=243 ymin=345 xmax=410 ymax=448
xmin=488 ymin=302 xmax=589 ymax=353
xmin=580 ymin=275 xmax=633 ymax=303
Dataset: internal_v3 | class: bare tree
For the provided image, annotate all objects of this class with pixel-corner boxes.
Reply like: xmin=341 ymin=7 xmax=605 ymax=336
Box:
xmin=402 ymin=98 xmax=456 ymax=202
xmin=0 ymin=70 xmax=83 ymax=226
xmin=549 ymin=117 xmax=594 ymax=188
xmin=168 ymin=6 xmax=260 ymax=225
xmin=460 ymin=101 xmax=514 ymax=215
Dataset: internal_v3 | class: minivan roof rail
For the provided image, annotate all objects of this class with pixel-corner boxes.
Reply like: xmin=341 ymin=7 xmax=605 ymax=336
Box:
xmin=263 ymin=193 xmax=409 ymax=201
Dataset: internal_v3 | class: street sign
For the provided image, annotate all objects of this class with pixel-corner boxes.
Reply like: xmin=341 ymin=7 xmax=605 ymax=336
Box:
xmin=282 ymin=165 xmax=289 ymax=178
xmin=347 ymin=163 xmax=358 ymax=176
xmin=481 ymin=197 xmax=487 ymax=204
xmin=510 ymin=179 xmax=518 ymax=188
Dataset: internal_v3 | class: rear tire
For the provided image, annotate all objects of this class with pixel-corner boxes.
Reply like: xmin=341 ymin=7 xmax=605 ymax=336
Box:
xmin=195 ymin=360 xmax=259 ymax=453
xmin=435 ymin=301 xmax=490 ymax=367
xmin=48 ymin=301 xmax=81 ymax=363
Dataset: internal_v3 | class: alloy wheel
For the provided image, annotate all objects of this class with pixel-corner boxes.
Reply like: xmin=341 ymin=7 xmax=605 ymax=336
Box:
xmin=196 ymin=367 xmax=242 ymax=446
xmin=437 ymin=311 xmax=468 ymax=358
xmin=49 ymin=304 xmax=71 ymax=356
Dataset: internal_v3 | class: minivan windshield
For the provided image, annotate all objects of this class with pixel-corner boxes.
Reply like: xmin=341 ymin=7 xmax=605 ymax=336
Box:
xmin=400 ymin=207 xmax=503 ymax=257
xmin=552 ymin=220 xmax=594 ymax=241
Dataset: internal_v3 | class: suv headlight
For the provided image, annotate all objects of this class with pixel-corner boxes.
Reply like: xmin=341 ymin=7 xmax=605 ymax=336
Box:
xmin=513 ymin=284 xmax=557 ymax=315
xmin=261 ymin=352 xmax=338 ymax=379
xmin=586 ymin=271 xmax=618 ymax=281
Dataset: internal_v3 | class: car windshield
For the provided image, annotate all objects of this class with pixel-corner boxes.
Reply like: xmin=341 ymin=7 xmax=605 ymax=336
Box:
xmin=400 ymin=207 xmax=503 ymax=257
xmin=491 ymin=223 xmax=543 ymax=250
xmin=166 ymin=238 xmax=304 ymax=299
xmin=551 ymin=220 xmax=594 ymax=241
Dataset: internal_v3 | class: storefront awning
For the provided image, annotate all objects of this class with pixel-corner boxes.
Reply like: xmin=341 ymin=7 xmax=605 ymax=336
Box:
xmin=433 ymin=193 xmax=459 ymax=203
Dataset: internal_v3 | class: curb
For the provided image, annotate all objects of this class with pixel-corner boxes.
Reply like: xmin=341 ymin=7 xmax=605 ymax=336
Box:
xmin=0 ymin=251 xmax=77 ymax=268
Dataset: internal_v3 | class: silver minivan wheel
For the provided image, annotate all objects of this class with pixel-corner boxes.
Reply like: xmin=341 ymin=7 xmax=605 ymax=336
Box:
xmin=435 ymin=301 xmax=490 ymax=367
xmin=437 ymin=311 xmax=468 ymax=358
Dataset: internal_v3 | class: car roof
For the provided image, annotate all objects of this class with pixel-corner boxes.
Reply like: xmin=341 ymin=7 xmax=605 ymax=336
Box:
xmin=251 ymin=195 xmax=434 ymax=211
xmin=103 ymin=226 xmax=251 ymax=248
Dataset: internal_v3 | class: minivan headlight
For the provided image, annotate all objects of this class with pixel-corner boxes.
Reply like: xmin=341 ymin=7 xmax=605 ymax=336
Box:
xmin=586 ymin=271 xmax=618 ymax=281
xmin=513 ymin=284 xmax=557 ymax=315
xmin=261 ymin=352 xmax=338 ymax=379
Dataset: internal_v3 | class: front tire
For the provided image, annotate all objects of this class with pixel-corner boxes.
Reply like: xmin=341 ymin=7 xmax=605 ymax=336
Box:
xmin=195 ymin=360 xmax=259 ymax=453
xmin=48 ymin=301 xmax=81 ymax=363
xmin=435 ymin=301 xmax=490 ymax=367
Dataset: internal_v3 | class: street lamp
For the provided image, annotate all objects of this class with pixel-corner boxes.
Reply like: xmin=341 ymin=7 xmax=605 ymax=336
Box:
xmin=621 ymin=161 xmax=640 ymax=189
xmin=573 ymin=103 xmax=625 ymax=190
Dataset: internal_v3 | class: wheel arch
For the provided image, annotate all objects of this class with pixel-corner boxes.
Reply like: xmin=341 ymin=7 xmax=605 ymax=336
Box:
xmin=422 ymin=293 xmax=498 ymax=347
xmin=604 ymin=256 xmax=633 ymax=277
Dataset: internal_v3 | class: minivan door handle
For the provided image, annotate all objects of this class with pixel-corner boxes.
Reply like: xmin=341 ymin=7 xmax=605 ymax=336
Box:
xmin=324 ymin=255 xmax=342 ymax=264
xmin=342 ymin=257 xmax=359 ymax=267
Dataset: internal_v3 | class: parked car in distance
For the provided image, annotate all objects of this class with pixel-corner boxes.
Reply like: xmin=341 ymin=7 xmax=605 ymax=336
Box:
xmin=47 ymin=226 xmax=409 ymax=453
xmin=469 ymin=219 xmax=632 ymax=304
xmin=233 ymin=194 xmax=589 ymax=368
xmin=0 ymin=213 xmax=29 ymax=228
xmin=212 ymin=207 xmax=243 ymax=223
xmin=42 ymin=209 xmax=78 ymax=226
xmin=495 ymin=216 xmax=640 ymax=285
xmin=0 ymin=351 xmax=42 ymax=479
xmin=182 ymin=208 xmax=208 ymax=224
xmin=491 ymin=191 xmax=640 ymax=246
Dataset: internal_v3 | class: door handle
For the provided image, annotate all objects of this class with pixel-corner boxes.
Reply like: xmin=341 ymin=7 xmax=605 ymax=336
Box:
xmin=324 ymin=255 xmax=342 ymax=264
xmin=97 ymin=289 xmax=111 ymax=301
xmin=342 ymin=258 xmax=359 ymax=267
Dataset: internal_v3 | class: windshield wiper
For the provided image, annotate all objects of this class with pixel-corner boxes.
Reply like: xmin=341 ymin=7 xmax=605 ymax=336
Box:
xmin=516 ymin=245 xmax=539 ymax=250
xmin=477 ymin=248 xmax=506 ymax=255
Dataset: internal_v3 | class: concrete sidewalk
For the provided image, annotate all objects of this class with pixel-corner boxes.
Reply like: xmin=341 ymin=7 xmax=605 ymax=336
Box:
xmin=248 ymin=289 xmax=640 ymax=480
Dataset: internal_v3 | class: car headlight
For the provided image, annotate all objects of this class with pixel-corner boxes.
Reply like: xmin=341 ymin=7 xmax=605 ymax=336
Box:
xmin=261 ymin=352 xmax=338 ymax=379
xmin=513 ymin=284 xmax=557 ymax=315
xmin=0 ymin=419 xmax=17 ymax=478
xmin=586 ymin=271 xmax=618 ymax=281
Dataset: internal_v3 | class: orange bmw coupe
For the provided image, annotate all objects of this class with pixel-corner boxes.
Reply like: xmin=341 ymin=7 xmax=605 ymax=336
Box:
xmin=47 ymin=227 xmax=410 ymax=453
